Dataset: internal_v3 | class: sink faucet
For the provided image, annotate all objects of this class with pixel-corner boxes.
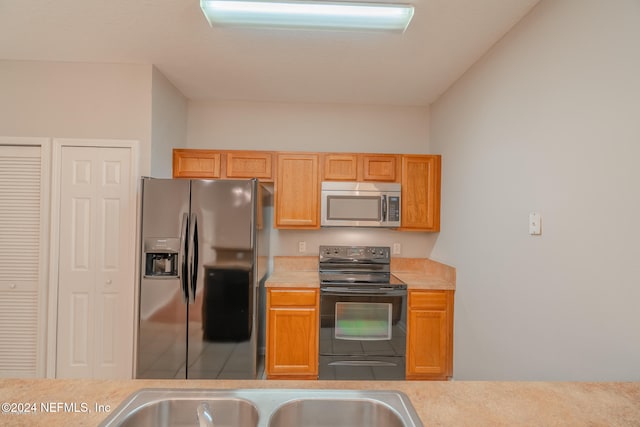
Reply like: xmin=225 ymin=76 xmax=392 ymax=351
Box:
xmin=197 ymin=402 xmax=214 ymax=427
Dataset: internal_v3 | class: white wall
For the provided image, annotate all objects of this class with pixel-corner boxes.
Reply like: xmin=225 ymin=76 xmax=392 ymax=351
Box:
xmin=430 ymin=0 xmax=640 ymax=380
xmin=187 ymin=100 xmax=429 ymax=153
xmin=151 ymin=67 xmax=188 ymax=178
xmin=188 ymin=100 xmax=437 ymax=257
xmin=0 ymin=61 xmax=153 ymax=175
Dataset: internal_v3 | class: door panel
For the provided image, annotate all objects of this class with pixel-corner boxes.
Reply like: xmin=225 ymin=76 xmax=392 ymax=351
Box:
xmin=70 ymin=293 xmax=90 ymax=367
xmin=57 ymin=146 xmax=134 ymax=379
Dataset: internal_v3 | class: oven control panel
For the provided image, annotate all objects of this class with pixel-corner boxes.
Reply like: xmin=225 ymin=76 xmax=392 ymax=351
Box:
xmin=319 ymin=245 xmax=390 ymax=262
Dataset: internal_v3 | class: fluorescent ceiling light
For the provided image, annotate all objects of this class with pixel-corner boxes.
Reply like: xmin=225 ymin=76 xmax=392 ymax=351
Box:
xmin=200 ymin=0 xmax=414 ymax=32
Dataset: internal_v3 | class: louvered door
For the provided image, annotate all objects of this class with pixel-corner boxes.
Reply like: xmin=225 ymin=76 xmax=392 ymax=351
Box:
xmin=0 ymin=143 xmax=47 ymax=377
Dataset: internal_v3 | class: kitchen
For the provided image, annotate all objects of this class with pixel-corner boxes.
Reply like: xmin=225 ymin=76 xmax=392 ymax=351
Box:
xmin=1 ymin=0 xmax=639 ymax=425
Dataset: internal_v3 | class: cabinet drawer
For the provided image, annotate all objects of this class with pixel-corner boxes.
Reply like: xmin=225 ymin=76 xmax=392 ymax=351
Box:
xmin=268 ymin=289 xmax=317 ymax=307
xmin=409 ymin=290 xmax=450 ymax=310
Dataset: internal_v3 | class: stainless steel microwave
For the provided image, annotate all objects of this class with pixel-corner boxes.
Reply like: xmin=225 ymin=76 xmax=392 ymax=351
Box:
xmin=321 ymin=181 xmax=401 ymax=228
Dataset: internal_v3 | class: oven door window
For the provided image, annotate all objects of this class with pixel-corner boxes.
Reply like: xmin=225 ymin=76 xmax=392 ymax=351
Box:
xmin=335 ymin=302 xmax=392 ymax=340
xmin=327 ymin=196 xmax=382 ymax=221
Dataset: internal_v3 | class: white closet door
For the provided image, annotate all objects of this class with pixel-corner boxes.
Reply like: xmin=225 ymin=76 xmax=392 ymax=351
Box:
xmin=0 ymin=144 xmax=45 ymax=378
xmin=56 ymin=146 xmax=134 ymax=379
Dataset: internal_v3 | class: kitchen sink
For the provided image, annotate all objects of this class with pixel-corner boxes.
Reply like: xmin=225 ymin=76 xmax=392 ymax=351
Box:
xmin=98 ymin=390 xmax=259 ymax=427
xmin=267 ymin=398 xmax=407 ymax=427
xmin=99 ymin=389 xmax=423 ymax=427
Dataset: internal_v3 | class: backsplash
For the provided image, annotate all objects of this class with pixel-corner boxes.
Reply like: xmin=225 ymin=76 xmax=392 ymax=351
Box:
xmin=271 ymin=227 xmax=437 ymax=258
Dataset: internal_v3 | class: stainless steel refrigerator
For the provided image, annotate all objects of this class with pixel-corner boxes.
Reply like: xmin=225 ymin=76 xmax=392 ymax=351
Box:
xmin=136 ymin=178 xmax=271 ymax=379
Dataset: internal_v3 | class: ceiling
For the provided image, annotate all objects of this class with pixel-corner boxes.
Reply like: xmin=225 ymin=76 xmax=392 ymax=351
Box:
xmin=0 ymin=0 xmax=540 ymax=106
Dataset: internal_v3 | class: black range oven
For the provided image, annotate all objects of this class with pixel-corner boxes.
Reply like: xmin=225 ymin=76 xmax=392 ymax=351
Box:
xmin=318 ymin=245 xmax=407 ymax=380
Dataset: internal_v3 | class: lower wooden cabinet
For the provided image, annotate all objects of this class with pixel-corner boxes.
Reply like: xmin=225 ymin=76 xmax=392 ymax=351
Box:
xmin=266 ymin=288 xmax=319 ymax=379
xmin=406 ymin=290 xmax=454 ymax=380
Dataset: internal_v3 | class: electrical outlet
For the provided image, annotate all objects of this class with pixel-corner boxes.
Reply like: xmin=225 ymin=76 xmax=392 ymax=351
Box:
xmin=298 ymin=241 xmax=306 ymax=253
xmin=392 ymin=243 xmax=401 ymax=255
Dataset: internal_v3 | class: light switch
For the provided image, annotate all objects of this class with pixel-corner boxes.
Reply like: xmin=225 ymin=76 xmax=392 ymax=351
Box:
xmin=393 ymin=243 xmax=401 ymax=255
xmin=529 ymin=212 xmax=541 ymax=235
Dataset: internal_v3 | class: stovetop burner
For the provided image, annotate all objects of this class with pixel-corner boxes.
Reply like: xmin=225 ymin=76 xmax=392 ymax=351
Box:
xmin=319 ymin=245 xmax=405 ymax=288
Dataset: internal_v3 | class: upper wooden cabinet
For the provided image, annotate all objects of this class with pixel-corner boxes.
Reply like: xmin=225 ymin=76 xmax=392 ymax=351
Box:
xmin=172 ymin=149 xmax=274 ymax=181
xmin=406 ymin=290 xmax=454 ymax=380
xmin=275 ymin=153 xmax=319 ymax=229
xmin=225 ymin=151 xmax=273 ymax=180
xmin=173 ymin=149 xmax=442 ymax=232
xmin=173 ymin=149 xmax=221 ymax=179
xmin=361 ymin=154 xmax=399 ymax=182
xmin=322 ymin=153 xmax=358 ymax=181
xmin=401 ymin=155 xmax=441 ymax=231
xmin=322 ymin=153 xmax=399 ymax=182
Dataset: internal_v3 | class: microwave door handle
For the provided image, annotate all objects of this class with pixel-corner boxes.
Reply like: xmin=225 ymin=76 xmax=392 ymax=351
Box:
xmin=381 ymin=195 xmax=387 ymax=222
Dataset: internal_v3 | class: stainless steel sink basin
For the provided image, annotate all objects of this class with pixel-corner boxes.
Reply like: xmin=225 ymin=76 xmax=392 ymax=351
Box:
xmin=267 ymin=398 xmax=407 ymax=427
xmin=99 ymin=389 xmax=423 ymax=427
xmin=98 ymin=390 xmax=259 ymax=427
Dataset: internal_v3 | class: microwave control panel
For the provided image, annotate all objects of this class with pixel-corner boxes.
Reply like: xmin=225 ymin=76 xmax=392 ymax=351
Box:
xmin=388 ymin=196 xmax=400 ymax=222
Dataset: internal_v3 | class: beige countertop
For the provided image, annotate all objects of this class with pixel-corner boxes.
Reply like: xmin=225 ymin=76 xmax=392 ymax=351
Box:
xmin=265 ymin=270 xmax=320 ymax=288
xmin=265 ymin=256 xmax=456 ymax=290
xmin=0 ymin=379 xmax=638 ymax=426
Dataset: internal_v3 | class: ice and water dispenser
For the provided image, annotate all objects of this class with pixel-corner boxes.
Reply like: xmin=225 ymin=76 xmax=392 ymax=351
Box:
xmin=144 ymin=238 xmax=180 ymax=278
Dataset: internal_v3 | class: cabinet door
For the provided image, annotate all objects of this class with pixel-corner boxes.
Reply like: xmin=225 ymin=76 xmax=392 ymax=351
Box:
xmin=172 ymin=149 xmax=221 ymax=179
xmin=266 ymin=289 xmax=318 ymax=379
xmin=406 ymin=290 xmax=453 ymax=380
xmin=226 ymin=151 xmax=273 ymax=181
xmin=322 ymin=153 xmax=357 ymax=181
xmin=362 ymin=154 xmax=398 ymax=182
xmin=401 ymin=155 xmax=441 ymax=231
xmin=275 ymin=153 xmax=319 ymax=228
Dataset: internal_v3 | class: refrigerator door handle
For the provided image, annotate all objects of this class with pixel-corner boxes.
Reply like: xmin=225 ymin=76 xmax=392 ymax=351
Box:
xmin=188 ymin=213 xmax=199 ymax=304
xmin=180 ymin=213 xmax=189 ymax=303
